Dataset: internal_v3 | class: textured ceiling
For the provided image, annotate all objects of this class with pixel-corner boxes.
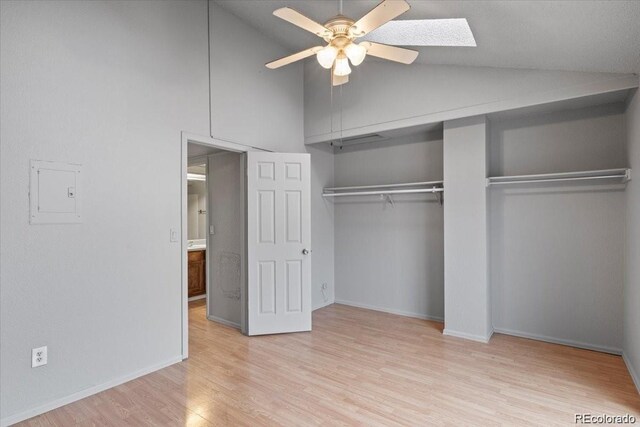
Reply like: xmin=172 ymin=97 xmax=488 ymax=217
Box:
xmin=214 ymin=0 xmax=640 ymax=74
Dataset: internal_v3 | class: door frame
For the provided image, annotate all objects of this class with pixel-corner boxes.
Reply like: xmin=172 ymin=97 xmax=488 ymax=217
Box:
xmin=180 ymin=132 xmax=265 ymax=359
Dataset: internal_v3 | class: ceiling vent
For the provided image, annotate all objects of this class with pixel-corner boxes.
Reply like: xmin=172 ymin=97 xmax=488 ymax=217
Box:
xmin=331 ymin=133 xmax=388 ymax=148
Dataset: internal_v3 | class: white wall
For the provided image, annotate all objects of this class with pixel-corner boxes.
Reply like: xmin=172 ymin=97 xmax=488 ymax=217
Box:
xmin=309 ymin=143 xmax=336 ymax=309
xmin=209 ymin=2 xmax=335 ymax=310
xmin=443 ymin=116 xmax=492 ymax=342
xmin=0 ymin=0 xmax=210 ymax=423
xmin=304 ymin=60 xmax=637 ymax=143
xmin=625 ymin=89 xmax=640 ymax=389
xmin=489 ymin=104 xmax=627 ymax=353
xmin=209 ymin=2 xmax=303 ymax=153
xmin=333 ymin=134 xmax=444 ymax=319
xmin=207 ymin=152 xmax=243 ymax=326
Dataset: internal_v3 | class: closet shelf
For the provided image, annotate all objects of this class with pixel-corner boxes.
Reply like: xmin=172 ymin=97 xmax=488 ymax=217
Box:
xmin=486 ymin=168 xmax=631 ymax=187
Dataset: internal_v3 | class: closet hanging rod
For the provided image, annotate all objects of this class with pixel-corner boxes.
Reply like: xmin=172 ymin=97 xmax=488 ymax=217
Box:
xmin=486 ymin=168 xmax=631 ymax=187
xmin=323 ymin=188 xmax=444 ymax=197
xmin=324 ymin=180 xmax=443 ymax=192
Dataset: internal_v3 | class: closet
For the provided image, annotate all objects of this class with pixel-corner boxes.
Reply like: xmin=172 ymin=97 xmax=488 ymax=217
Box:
xmin=488 ymin=103 xmax=628 ymax=353
xmin=327 ymin=132 xmax=446 ymax=321
xmin=324 ymin=101 xmax=630 ymax=354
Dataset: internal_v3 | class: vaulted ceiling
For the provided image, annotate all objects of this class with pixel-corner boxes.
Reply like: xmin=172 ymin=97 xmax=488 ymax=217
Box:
xmin=214 ymin=0 xmax=640 ymax=74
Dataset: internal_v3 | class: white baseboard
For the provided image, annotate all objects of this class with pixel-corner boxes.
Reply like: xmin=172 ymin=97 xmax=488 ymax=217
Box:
xmin=188 ymin=294 xmax=206 ymax=302
xmin=0 ymin=356 xmax=182 ymax=427
xmin=443 ymin=328 xmax=493 ymax=343
xmin=312 ymin=299 xmax=334 ymax=311
xmin=206 ymin=314 xmax=240 ymax=329
xmin=493 ymin=327 xmax=622 ymax=355
xmin=623 ymin=353 xmax=640 ymax=395
xmin=334 ymin=299 xmax=444 ymax=322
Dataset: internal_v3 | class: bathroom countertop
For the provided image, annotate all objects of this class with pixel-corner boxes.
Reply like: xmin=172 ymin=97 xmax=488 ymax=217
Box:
xmin=187 ymin=239 xmax=206 ymax=251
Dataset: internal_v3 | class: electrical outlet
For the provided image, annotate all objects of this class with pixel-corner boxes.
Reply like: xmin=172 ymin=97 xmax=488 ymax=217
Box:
xmin=321 ymin=283 xmax=329 ymax=303
xmin=32 ymin=346 xmax=47 ymax=368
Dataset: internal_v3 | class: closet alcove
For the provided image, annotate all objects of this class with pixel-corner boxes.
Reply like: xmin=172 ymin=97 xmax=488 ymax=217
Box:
xmin=487 ymin=102 xmax=629 ymax=352
xmin=326 ymin=129 xmax=446 ymax=322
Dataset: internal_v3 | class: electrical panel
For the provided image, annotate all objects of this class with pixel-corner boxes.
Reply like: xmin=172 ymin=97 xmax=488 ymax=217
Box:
xmin=30 ymin=160 xmax=82 ymax=224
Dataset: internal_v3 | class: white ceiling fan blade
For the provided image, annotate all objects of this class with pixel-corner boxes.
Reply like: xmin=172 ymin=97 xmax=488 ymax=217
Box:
xmin=363 ymin=19 xmax=477 ymax=47
xmin=332 ymin=72 xmax=349 ymax=86
xmin=351 ymin=0 xmax=410 ymax=37
xmin=273 ymin=7 xmax=331 ymax=38
xmin=361 ymin=42 xmax=418 ymax=64
xmin=266 ymin=47 xmax=322 ymax=69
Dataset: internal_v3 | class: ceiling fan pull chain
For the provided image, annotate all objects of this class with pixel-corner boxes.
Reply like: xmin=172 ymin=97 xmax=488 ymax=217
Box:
xmin=330 ymin=74 xmax=333 ymax=137
xmin=339 ymin=84 xmax=342 ymax=144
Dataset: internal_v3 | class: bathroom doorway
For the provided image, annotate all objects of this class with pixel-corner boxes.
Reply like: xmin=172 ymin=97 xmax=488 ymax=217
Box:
xmin=181 ymin=133 xmax=313 ymax=358
xmin=182 ymin=134 xmax=251 ymax=358
xmin=186 ymin=162 xmax=207 ymax=302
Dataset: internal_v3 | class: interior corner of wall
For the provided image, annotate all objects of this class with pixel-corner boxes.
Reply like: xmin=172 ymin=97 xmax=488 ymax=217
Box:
xmin=623 ymin=353 xmax=640 ymax=394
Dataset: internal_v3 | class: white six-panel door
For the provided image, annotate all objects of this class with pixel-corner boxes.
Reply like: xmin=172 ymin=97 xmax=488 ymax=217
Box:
xmin=246 ymin=152 xmax=311 ymax=335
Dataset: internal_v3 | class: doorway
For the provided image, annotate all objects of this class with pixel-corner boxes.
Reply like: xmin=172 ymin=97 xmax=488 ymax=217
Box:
xmin=181 ymin=133 xmax=251 ymax=359
xmin=180 ymin=133 xmax=313 ymax=359
xmin=186 ymin=162 xmax=207 ymax=302
xmin=187 ymin=148 xmax=244 ymax=326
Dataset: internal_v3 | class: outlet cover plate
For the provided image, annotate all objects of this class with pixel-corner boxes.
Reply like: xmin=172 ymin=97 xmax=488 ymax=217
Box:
xmin=32 ymin=346 xmax=47 ymax=368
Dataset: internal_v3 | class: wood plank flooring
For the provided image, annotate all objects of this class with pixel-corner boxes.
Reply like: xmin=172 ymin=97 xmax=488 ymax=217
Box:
xmin=18 ymin=301 xmax=640 ymax=426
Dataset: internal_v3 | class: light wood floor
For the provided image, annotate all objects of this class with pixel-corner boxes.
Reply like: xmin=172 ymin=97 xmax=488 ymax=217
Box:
xmin=18 ymin=300 xmax=640 ymax=426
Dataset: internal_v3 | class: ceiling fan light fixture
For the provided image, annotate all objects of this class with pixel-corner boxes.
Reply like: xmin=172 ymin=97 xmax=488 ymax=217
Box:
xmin=316 ymin=45 xmax=338 ymax=69
xmin=334 ymin=54 xmax=351 ymax=76
xmin=344 ymin=42 xmax=367 ymax=66
xmin=266 ymin=0 xmax=460 ymax=85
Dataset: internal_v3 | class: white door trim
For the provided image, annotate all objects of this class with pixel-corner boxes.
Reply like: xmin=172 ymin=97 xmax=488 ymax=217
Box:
xmin=180 ymin=132 xmax=265 ymax=359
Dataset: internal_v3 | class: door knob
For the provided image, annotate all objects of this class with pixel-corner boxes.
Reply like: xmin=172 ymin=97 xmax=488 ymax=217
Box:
xmin=302 ymin=249 xmax=310 ymax=255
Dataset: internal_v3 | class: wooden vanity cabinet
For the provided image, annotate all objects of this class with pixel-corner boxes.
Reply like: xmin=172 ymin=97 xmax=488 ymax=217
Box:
xmin=188 ymin=250 xmax=206 ymax=298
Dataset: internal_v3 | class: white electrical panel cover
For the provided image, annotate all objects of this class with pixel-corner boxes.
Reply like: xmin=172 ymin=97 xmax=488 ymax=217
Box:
xmin=30 ymin=160 xmax=82 ymax=224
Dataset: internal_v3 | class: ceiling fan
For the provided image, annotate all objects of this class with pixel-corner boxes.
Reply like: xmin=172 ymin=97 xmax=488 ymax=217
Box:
xmin=265 ymin=0 xmax=476 ymax=86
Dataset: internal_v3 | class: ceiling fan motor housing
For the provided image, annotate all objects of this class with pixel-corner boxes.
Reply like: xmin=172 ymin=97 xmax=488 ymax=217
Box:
xmin=323 ymin=15 xmax=357 ymax=43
